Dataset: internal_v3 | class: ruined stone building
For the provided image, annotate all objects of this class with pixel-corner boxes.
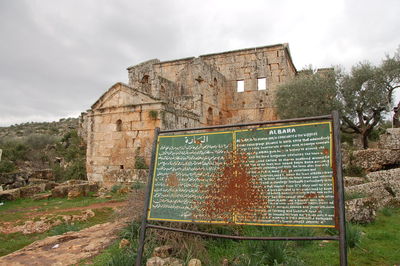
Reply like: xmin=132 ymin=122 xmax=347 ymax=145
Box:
xmin=80 ymin=43 xmax=297 ymax=186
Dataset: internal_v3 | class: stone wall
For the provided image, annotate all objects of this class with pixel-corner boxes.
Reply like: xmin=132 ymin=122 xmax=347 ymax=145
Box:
xmin=379 ymin=128 xmax=400 ymax=150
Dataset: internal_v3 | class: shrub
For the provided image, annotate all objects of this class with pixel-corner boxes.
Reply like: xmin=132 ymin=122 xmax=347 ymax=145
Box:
xmin=0 ymin=160 xmax=16 ymax=173
xmin=344 ymin=164 xmax=365 ymax=177
xmin=149 ymin=110 xmax=158 ymax=120
xmin=134 ymin=156 xmax=148 ymax=169
xmin=111 ymin=185 xmax=122 ymax=193
xmin=346 ymin=222 xmax=362 ymax=248
xmin=49 ymin=223 xmax=80 ymax=236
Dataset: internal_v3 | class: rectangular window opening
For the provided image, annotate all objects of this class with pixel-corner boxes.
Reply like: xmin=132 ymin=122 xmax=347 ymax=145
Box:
xmin=237 ymin=80 xmax=244 ymax=92
xmin=257 ymin=78 xmax=267 ymax=91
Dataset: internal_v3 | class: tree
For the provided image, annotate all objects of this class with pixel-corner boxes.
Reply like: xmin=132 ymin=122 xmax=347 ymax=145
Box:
xmin=276 ymin=48 xmax=400 ymax=148
xmin=338 ymin=62 xmax=387 ymax=148
xmin=276 ymin=68 xmax=339 ymax=119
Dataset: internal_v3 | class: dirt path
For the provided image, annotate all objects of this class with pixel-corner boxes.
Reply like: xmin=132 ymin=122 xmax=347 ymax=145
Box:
xmin=0 ymin=220 xmax=129 ymax=266
xmin=25 ymin=200 xmax=127 ymax=217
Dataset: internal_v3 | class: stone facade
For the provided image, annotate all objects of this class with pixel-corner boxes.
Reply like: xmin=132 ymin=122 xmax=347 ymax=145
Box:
xmin=80 ymin=43 xmax=297 ymax=186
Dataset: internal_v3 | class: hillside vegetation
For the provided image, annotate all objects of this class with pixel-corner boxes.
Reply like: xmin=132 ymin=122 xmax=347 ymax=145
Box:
xmin=0 ymin=118 xmax=86 ymax=181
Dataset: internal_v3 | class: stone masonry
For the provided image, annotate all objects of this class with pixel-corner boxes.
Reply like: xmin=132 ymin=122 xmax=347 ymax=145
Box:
xmin=80 ymin=43 xmax=298 ymax=186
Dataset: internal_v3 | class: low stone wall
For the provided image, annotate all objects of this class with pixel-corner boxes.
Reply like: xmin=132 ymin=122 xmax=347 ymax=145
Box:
xmin=379 ymin=128 xmax=400 ymax=150
xmin=0 ymin=169 xmax=54 ymax=190
xmin=350 ymin=149 xmax=400 ymax=172
xmin=102 ymin=169 xmax=148 ymax=188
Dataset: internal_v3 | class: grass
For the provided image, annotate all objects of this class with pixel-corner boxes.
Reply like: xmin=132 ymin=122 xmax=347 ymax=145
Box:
xmin=0 ymin=194 xmax=127 ymax=222
xmin=144 ymin=209 xmax=400 ymax=265
xmin=83 ymin=221 xmax=140 ymax=266
xmin=0 ymin=232 xmax=48 ymax=256
xmin=297 ymin=208 xmax=400 ymax=265
xmin=0 ymin=191 xmax=123 ymax=257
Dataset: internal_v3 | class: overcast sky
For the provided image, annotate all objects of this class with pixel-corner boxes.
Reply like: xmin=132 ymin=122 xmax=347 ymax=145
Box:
xmin=0 ymin=0 xmax=399 ymax=126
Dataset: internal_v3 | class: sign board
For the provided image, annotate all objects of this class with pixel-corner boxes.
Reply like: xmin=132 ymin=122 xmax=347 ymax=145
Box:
xmin=148 ymin=121 xmax=336 ymax=228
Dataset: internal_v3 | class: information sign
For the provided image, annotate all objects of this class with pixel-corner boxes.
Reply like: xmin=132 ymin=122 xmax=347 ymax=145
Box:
xmin=148 ymin=122 xmax=336 ymax=227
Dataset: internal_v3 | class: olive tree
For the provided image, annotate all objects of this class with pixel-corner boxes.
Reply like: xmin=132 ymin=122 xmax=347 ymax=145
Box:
xmin=276 ymin=48 xmax=400 ymax=148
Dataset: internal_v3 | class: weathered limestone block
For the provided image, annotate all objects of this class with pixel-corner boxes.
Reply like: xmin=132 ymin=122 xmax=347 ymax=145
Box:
xmin=351 ymin=149 xmax=400 ymax=172
xmin=188 ymin=259 xmax=202 ymax=266
xmin=0 ymin=188 xmax=21 ymax=201
xmin=51 ymin=185 xmax=70 ymax=198
xmin=345 ymin=197 xmax=378 ymax=224
xmin=52 ymin=182 xmax=99 ymax=198
xmin=153 ymin=245 xmax=173 ymax=258
xmin=366 ymin=168 xmax=400 ymax=198
xmin=344 ymin=176 xmax=366 ymax=187
xmin=44 ymin=181 xmax=58 ymax=191
xmin=345 ymin=181 xmax=392 ymax=208
xmin=19 ymin=185 xmax=45 ymax=198
xmin=32 ymin=193 xmax=51 ymax=201
xmin=379 ymin=128 xmax=400 ymax=150
xmin=146 ymin=257 xmax=164 ymax=266
xmin=31 ymin=169 xmax=54 ymax=180
xmin=146 ymin=257 xmax=183 ymax=266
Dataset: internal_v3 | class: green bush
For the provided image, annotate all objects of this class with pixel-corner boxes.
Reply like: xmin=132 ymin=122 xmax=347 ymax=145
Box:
xmin=49 ymin=223 xmax=80 ymax=236
xmin=0 ymin=160 xmax=16 ymax=173
xmin=25 ymin=134 xmax=59 ymax=150
xmin=149 ymin=110 xmax=158 ymax=120
xmin=346 ymin=222 xmax=362 ymax=248
xmin=111 ymin=185 xmax=122 ymax=193
xmin=134 ymin=156 xmax=148 ymax=169
xmin=344 ymin=164 xmax=365 ymax=177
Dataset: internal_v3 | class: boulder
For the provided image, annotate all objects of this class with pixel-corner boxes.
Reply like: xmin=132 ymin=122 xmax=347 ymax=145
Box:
xmin=32 ymin=193 xmax=51 ymax=201
xmin=45 ymin=181 xmax=58 ymax=191
xmin=51 ymin=185 xmax=70 ymax=198
xmin=351 ymin=149 xmax=400 ymax=172
xmin=344 ymin=176 xmax=366 ymax=187
xmin=68 ymin=189 xmax=83 ymax=199
xmin=6 ymin=176 xmax=26 ymax=189
xmin=0 ymin=188 xmax=20 ymax=201
xmin=188 ymin=259 xmax=202 ymax=266
xmin=366 ymin=168 xmax=400 ymax=201
xmin=19 ymin=185 xmax=45 ymax=198
xmin=146 ymin=257 xmax=183 ymax=266
xmin=52 ymin=182 xmax=98 ymax=198
xmin=153 ymin=245 xmax=173 ymax=258
xmin=119 ymin=239 xmax=130 ymax=249
xmin=345 ymin=181 xmax=393 ymax=208
xmin=345 ymin=197 xmax=378 ymax=224
xmin=28 ymin=178 xmax=49 ymax=185
xmin=147 ymin=257 xmax=165 ymax=266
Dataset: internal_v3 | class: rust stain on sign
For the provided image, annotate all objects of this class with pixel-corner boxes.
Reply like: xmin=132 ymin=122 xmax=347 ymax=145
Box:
xmin=196 ymin=149 xmax=268 ymax=223
xmin=166 ymin=173 xmax=179 ymax=187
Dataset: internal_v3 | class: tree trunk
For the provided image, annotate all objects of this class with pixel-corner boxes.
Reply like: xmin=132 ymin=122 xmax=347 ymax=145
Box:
xmin=362 ymin=132 xmax=369 ymax=149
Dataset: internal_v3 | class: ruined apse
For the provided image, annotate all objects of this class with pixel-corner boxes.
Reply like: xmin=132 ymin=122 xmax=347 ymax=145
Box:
xmin=79 ymin=43 xmax=297 ymax=186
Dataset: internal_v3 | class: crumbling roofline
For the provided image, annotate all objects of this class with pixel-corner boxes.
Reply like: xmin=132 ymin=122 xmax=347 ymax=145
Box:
xmin=126 ymin=43 xmax=298 ymax=70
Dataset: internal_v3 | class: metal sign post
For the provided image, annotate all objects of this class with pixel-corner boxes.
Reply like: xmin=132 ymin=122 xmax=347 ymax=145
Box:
xmin=135 ymin=112 xmax=347 ymax=266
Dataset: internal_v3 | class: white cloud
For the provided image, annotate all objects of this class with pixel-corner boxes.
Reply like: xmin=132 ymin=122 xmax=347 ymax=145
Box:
xmin=0 ymin=0 xmax=399 ymax=126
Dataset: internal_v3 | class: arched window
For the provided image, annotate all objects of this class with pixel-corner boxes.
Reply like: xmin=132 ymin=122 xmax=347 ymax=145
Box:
xmin=141 ymin=75 xmax=149 ymax=84
xmin=116 ymin=119 xmax=122 ymax=131
xmin=213 ymin=78 xmax=218 ymax=87
xmin=160 ymin=85 xmax=165 ymax=94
